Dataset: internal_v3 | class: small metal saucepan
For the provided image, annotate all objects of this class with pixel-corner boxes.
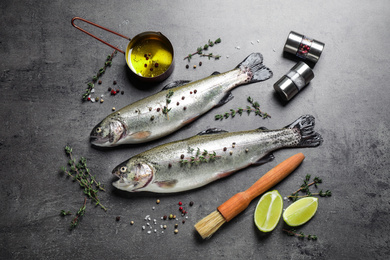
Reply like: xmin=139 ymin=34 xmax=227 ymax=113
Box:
xmin=71 ymin=17 xmax=174 ymax=82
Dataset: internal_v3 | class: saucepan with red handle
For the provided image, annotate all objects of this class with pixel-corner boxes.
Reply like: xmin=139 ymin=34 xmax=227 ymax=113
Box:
xmin=71 ymin=17 xmax=174 ymax=83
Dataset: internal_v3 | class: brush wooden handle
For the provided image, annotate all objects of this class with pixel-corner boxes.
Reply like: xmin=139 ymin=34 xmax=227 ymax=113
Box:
xmin=217 ymin=153 xmax=305 ymax=222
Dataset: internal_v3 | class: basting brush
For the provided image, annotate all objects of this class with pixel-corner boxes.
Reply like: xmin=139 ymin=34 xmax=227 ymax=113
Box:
xmin=194 ymin=153 xmax=305 ymax=239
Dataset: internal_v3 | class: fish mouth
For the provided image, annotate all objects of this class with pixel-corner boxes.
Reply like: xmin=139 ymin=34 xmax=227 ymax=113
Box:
xmin=90 ymin=135 xmax=109 ymax=146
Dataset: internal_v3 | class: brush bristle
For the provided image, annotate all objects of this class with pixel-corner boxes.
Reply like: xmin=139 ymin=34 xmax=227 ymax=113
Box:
xmin=194 ymin=210 xmax=226 ymax=239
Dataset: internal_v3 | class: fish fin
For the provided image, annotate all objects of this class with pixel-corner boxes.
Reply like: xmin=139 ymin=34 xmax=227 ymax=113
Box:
xmin=211 ymin=71 xmax=220 ymax=75
xmin=257 ymin=126 xmax=269 ymax=131
xmin=253 ymin=153 xmax=275 ymax=166
xmin=215 ymin=92 xmax=234 ymax=107
xmin=236 ymin=53 xmax=273 ymax=83
xmin=154 ymin=179 xmax=178 ymax=188
xmin=285 ymin=115 xmax=323 ymax=147
xmin=130 ymin=131 xmax=151 ymax=140
xmin=197 ymin=128 xmax=229 ymax=135
xmin=161 ymin=80 xmax=191 ymax=91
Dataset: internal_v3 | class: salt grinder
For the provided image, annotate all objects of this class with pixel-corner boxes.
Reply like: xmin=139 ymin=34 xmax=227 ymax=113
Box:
xmin=273 ymin=62 xmax=314 ymax=101
xmin=284 ymin=31 xmax=325 ymax=64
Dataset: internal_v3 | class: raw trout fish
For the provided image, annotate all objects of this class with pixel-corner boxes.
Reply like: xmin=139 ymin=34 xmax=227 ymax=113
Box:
xmin=90 ymin=53 xmax=272 ymax=147
xmin=112 ymin=115 xmax=323 ymax=193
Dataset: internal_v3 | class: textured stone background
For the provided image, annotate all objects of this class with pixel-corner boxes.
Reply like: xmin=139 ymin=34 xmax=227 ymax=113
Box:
xmin=1 ymin=0 xmax=389 ymax=259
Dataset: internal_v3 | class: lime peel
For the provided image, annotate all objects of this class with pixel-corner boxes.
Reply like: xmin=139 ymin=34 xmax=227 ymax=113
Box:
xmin=283 ymin=197 xmax=318 ymax=227
xmin=254 ymin=190 xmax=283 ymax=232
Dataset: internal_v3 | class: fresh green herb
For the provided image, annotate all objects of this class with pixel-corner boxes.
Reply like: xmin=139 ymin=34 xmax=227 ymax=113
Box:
xmin=288 ymin=174 xmax=331 ymax=201
xmin=199 ymin=53 xmax=221 ymax=60
xmin=215 ymin=96 xmax=270 ymax=120
xmin=180 ymin=147 xmax=218 ymax=166
xmin=70 ymin=198 xmax=87 ymax=230
xmin=83 ymin=49 xmax=118 ymax=101
xmin=61 ymin=146 xmax=106 ymax=211
xmin=184 ymin=38 xmax=221 ymax=61
xmin=163 ymin=90 xmax=174 ymax=119
xmin=283 ymin=229 xmax=318 ymax=240
xmin=60 ymin=210 xmax=71 ymax=216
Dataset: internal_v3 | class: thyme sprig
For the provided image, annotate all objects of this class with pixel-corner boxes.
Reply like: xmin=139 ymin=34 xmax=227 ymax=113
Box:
xmin=60 ymin=210 xmax=71 ymax=216
xmin=184 ymin=38 xmax=221 ymax=61
xmin=283 ymin=229 xmax=317 ymax=240
xmin=70 ymin=198 xmax=87 ymax=229
xmin=200 ymin=53 xmax=221 ymax=60
xmin=61 ymin=146 xmax=106 ymax=211
xmin=180 ymin=147 xmax=219 ymax=165
xmin=163 ymin=90 xmax=174 ymax=119
xmin=289 ymin=174 xmax=331 ymax=201
xmin=215 ymin=96 xmax=270 ymax=120
xmin=83 ymin=49 xmax=118 ymax=101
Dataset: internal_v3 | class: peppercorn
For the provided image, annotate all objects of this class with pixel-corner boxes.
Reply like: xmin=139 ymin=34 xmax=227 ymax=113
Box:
xmin=163 ymin=215 xmax=167 ymax=220
xmin=186 ymin=64 xmax=189 ymax=69
xmin=194 ymin=90 xmax=197 ymax=94
xmin=157 ymin=108 xmax=161 ymax=112
xmin=144 ymin=64 xmax=147 ymax=68
xmin=180 ymin=154 xmax=184 ymax=159
xmin=189 ymin=201 xmax=194 ymax=206
xmin=113 ymin=80 xmax=117 ymax=85
xmin=121 ymin=90 xmax=124 ymax=95
xmin=155 ymin=63 xmax=159 ymax=68
xmin=150 ymin=68 xmax=153 ymax=71
xmin=182 ymin=96 xmax=185 ymax=100
xmin=150 ymin=116 xmax=155 ymax=121
xmin=108 ymin=87 xmax=112 ymax=91
xmin=199 ymin=61 xmax=202 ymax=66
xmin=183 ymin=106 xmax=187 ymax=110
xmin=146 ymin=57 xmax=149 ymax=60
xmin=223 ymin=147 xmax=227 ymax=151
xmin=176 ymin=102 xmax=180 ymax=106
xmin=116 ymin=216 xmax=120 ymax=221
xmin=168 ymin=163 xmax=172 ymax=168
xmin=98 ymin=80 xmax=102 ymax=84
xmin=116 ymin=89 xmax=120 ymax=93
xmin=182 ymin=220 xmax=186 ymax=224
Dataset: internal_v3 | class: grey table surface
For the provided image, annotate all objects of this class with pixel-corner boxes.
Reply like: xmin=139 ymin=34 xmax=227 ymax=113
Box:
xmin=1 ymin=0 xmax=389 ymax=259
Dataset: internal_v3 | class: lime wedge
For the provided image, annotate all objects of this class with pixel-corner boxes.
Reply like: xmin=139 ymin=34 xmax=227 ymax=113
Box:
xmin=254 ymin=190 xmax=283 ymax=232
xmin=283 ymin=197 xmax=318 ymax=226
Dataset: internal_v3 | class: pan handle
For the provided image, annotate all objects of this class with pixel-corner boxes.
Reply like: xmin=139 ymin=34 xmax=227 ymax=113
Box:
xmin=71 ymin=17 xmax=130 ymax=54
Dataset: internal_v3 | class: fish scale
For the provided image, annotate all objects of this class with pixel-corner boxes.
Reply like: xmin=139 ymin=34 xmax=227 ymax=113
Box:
xmin=112 ymin=115 xmax=323 ymax=193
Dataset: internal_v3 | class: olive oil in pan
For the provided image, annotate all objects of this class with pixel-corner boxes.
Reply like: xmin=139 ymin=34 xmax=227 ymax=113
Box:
xmin=129 ymin=38 xmax=173 ymax=78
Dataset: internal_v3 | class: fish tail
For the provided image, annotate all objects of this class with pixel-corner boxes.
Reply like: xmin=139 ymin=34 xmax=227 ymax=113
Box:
xmin=236 ymin=53 xmax=273 ymax=83
xmin=285 ymin=115 xmax=323 ymax=147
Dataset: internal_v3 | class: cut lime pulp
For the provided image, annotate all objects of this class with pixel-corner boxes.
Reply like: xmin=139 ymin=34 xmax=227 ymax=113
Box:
xmin=283 ymin=197 xmax=318 ymax=227
xmin=254 ymin=190 xmax=283 ymax=232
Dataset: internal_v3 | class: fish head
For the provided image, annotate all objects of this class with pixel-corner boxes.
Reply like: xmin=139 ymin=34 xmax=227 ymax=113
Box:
xmin=112 ymin=160 xmax=154 ymax=192
xmin=90 ymin=118 xmax=126 ymax=147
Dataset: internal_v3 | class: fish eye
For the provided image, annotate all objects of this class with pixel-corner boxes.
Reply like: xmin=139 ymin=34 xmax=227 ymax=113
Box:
xmin=120 ymin=166 xmax=127 ymax=173
xmin=96 ymin=127 xmax=102 ymax=133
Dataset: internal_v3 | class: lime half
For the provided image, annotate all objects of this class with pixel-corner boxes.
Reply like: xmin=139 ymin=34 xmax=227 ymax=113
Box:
xmin=283 ymin=197 xmax=318 ymax=226
xmin=254 ymin=190 xmax=283 ymax=232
